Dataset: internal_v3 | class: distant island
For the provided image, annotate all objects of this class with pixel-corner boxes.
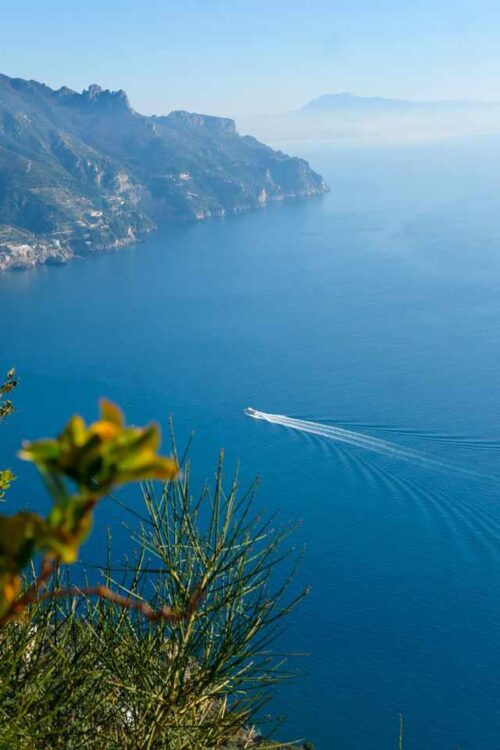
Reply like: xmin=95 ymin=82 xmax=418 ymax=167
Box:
xmin=300 ymin=91 xmax=500 ymax=114
xmin=0 ymin=74 xmax=328 ymax=271
xmin=238 ymin=92 xmax=500 ymax=147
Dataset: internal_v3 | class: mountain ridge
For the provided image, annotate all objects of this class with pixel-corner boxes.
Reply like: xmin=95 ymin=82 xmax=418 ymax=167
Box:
xmin=0 ymin=74 xmax=328 ymax=271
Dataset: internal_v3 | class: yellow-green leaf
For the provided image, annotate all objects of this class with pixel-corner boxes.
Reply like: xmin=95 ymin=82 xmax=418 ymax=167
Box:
xmin=100 ymin=399 xmax=124 ymax=427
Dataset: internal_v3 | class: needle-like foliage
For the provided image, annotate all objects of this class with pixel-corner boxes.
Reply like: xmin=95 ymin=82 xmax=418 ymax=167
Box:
xmin=0 ymin=442 xmax=307 ymax=749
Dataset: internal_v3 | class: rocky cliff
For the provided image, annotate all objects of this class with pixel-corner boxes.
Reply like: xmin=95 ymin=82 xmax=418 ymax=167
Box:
xmin=0 ymin=74 xmax=328 ymax=271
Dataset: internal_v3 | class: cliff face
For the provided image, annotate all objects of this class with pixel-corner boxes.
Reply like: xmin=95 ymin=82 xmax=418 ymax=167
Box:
xmin=0 ymin=75 xmax=328 ymax=271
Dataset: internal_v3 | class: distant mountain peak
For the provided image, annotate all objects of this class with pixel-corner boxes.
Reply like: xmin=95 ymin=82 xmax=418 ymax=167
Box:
xmin=300 ymin=92 xmax=500 ymax=113
xmin=301 ymin=93 xmax=414 ymax=112
xmin=85 ymin=83 xmax=103 ymax=98
xmin=80 ymin=83 xmax=131 ymax=110
xmin=0 ymin=74 xmax=132 ymax=113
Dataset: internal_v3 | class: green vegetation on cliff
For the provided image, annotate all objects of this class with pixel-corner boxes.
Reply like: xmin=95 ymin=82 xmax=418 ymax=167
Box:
xmin=0 ymin=74 xmax=328 ymax=271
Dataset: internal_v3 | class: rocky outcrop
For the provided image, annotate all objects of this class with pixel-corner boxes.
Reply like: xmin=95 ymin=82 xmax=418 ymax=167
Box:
xmin=0 ymin=227 xmax=72 ymax=271
xmin=0 ymin=74 xmax=328 ymax=271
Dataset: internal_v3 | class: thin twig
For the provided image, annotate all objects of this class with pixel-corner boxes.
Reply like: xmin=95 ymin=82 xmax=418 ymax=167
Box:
xmin=34 ymin=583 xmax=204 ymax=623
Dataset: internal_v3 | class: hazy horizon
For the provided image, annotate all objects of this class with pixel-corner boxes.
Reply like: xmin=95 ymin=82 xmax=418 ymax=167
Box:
xmin=3 ymin=0 xmax=500 ymax=118
xmin=5 ymin=70 xmax=500 ymax=120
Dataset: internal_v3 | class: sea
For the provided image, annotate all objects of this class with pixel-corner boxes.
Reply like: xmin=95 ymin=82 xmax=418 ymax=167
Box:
xmin=3 ymin=135 xmax=500 ymax=748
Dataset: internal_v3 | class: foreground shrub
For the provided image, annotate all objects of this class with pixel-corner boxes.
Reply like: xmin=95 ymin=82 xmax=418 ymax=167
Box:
xmin=0 ymin=390 xmax=180 ymax=625
xmin=0 ymin=380 xmax=306 ymax=748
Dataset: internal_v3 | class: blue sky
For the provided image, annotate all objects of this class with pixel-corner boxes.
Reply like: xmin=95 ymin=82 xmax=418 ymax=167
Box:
xmin=2 ymin=0 xmax=500 ymax=117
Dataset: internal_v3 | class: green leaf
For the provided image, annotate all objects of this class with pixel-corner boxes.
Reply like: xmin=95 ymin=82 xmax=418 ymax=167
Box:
xmin=0 ymin=572 xmax=21 ymax=618
xmin=0 ymin=469 xmax=15 ymax=501
xmin=20 ymin=400 xmax=179 ymax=497
xmin=0 ymin=512 xmax=43 ymax=573
xmin=100 ymin=398 xmax=124 ymax=427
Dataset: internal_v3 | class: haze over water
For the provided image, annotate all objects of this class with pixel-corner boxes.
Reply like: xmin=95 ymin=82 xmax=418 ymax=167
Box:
xmin=3 ymin=136 xmax=500 ymax=748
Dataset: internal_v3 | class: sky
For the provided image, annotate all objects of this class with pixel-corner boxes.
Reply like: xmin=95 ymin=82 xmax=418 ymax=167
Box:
xmin=2 ymin=0 xmax=500 ymax=118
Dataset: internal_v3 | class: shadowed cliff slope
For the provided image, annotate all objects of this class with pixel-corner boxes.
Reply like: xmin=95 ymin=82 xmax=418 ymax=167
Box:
xmin=0 ymin=74 xmax=328 ymax=270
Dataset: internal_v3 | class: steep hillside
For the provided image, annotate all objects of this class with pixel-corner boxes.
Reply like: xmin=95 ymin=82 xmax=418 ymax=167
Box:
xmin=0 ymin=75 xmax=328 ymax=270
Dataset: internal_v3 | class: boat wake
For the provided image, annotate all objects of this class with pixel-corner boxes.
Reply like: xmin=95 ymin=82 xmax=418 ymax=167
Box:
xmin=244 ymin=408 xmax=496 ymax=481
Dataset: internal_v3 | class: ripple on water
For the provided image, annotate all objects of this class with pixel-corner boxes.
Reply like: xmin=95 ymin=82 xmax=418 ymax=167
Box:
xmin=259 ymin=416 xmax=500 ymax=564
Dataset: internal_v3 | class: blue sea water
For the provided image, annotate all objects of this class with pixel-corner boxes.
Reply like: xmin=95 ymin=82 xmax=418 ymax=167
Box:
xmin=3 ymin=137 xmax=500 ymax=748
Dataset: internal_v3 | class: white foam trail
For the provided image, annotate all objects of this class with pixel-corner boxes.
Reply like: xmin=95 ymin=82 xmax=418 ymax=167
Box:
xmin=245 ymin=409 xmax=492 ymax=479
